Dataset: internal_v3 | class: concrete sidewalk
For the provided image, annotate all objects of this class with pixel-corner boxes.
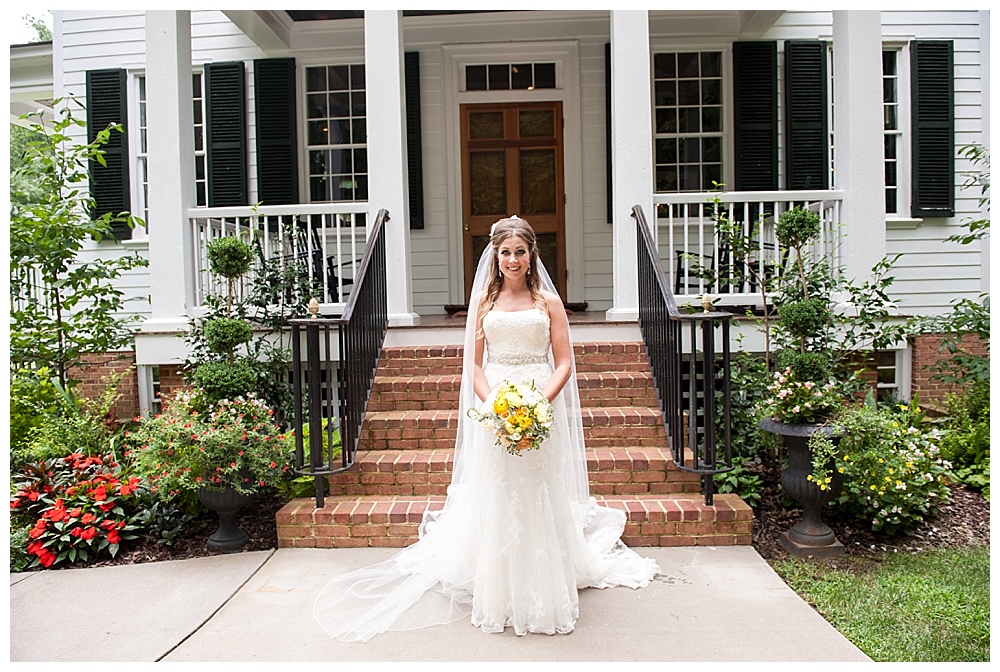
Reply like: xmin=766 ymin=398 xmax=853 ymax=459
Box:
xmin=10 ymin=546 xmax=870 ymax=662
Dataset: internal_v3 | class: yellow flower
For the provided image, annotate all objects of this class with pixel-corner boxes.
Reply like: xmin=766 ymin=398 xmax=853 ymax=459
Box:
xmin=838 ymin=468 xmax=844 ymax=473
xmin=878 ymin=458 xmax=884 ymax=463
xmin=493 ymin=396 xmax=509 ymax=415
xmin=807 ymin=475 xmax=813 ymax=481
xmin=870 ymin=485 xmax=877 ymax=490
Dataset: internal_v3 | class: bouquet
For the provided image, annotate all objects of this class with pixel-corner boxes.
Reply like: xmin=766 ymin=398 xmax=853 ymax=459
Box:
xmin=468 ymin=380 xmax=554 ymax=456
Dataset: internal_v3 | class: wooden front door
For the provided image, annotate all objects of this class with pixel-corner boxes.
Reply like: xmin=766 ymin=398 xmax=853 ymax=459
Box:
xmin=461 ymin=101 xmax=565 ymax=301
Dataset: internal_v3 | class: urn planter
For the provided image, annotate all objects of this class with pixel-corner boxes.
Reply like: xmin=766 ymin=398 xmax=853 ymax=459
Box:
xmin=198 ymin=486 xmax=254 ymax=552
xmin=760 ymin=418 xmax=845 ymax=558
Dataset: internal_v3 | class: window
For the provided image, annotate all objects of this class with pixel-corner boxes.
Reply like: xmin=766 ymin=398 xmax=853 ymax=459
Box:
xmin=306 ymin=64 xmax=368 ymax=203
xmin=875 ymin=350 xmax=900 ymax=402
xmin=883 ymin=50 xmax=901 ymax=214
xmin=133 ymin=73 xmax=207 ymax=227
xmin=653 ymin=52 xmax=723 ymax=192
xmin=464 ymin=63 xmax=556 ymax=91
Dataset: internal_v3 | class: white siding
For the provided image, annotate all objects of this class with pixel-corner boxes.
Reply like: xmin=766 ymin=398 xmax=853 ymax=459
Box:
xmin=55 ymin=10 xmax=988 ymax=320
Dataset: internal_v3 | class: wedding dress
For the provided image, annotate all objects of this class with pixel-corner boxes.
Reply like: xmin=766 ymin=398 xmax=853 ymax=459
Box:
xmin=313 ymin=248 xmax=660 ymax=642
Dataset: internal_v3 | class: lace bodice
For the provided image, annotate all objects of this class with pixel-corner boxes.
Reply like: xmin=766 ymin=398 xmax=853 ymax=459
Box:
xmin=482 ymin=308 xmax=551 ymax=366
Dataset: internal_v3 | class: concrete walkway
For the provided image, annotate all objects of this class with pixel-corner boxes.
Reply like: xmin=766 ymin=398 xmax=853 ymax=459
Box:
xmin=10 ymin=546 xmax=870 ymax=662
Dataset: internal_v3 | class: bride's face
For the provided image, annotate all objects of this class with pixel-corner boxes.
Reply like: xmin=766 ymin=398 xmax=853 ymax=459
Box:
xmin=496 ymin=235 xmax=531 ymax=282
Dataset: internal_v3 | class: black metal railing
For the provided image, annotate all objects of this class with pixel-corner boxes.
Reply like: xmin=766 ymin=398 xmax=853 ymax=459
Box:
xmin=289 ymin=209 xmax=389 ymax=508
xmin=635 ymin=205 xmax=733 ymax=506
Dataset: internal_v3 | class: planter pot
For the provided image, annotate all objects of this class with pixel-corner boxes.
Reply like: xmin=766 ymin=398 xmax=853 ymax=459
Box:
xmin=198 ymin=486 xmax=254 ymax=553
xmin=760 ymin=418 xmax=845 ymax=558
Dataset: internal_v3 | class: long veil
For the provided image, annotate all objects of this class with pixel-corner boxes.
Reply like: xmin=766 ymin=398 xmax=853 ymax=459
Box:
xmin=313 ymin=246 xmax=657 ymax=642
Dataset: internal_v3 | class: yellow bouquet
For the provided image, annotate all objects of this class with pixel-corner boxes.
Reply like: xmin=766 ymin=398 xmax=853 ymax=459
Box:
xmin=468 ymin=380 xmax=554 ymax=456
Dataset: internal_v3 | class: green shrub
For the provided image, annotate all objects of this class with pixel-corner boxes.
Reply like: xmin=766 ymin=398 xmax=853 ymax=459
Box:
xmin=775 ymin=206 xmax=821 ymax=249
xmin=776 ymin=350 xmax=832 ymax=382
xmin=206 ymin=236 xmax=253 ymax=279
xmin=809 ymin=403 xmax=951 ymax=535
xmin=203 ymin=317 xmax=253 ymax=354
xmin=9 ymin=367 xmax=62 ymax=455
xmin=191 ymin=360 xmax=258 ymax=406
xmin=778 ymin=297 xmax=831 ymax=339
xmin=10 ymin=515 xmax=32 ymax=572
xmin=714 ymin=455 xmax=764 ymax=507
xmin=938 ymin=385 xmax=990 ymax=499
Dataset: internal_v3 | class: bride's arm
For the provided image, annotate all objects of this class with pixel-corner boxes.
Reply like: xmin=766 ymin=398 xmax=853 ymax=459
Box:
xmin=542 ymin=292 xmax=572 ymax=403
xmin=472 ymin=293 xmax=492 ymax=402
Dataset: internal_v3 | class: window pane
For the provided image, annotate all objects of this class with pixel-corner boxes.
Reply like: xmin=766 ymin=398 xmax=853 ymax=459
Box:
xmin=678 ymin=80 xmax=700 ymax=106
xmin=679 ymin=137 xmax=701 ymax=163
xmin=328 ymin=148 xmax=352 ymax=174
xmin=307 ymin=93 xmax=327 ymax=119
xmin=884 ymin=134 xmax=897 ymax=159
xmin=470 ymin=111 xmax=505 ymax=139
xmin=328 ymin=66 xmax=350 ymax=91
xmin=882 ymin=51 xmax=896 ymax=76
xmin=330 ymin=119 xmax=351 ymax=144
xmin=703 ymin=136 xmax=721 ymax=163
xmin=677 ymin=52 xmax=699 ymax=78
xmin=654 ymin=53 xmax=676 ymax=79
xmin=488 ymin=64 xmax=509 ymax=90
xmin=354 ymin=175 xmax=368 ymax=201
xmin=656 ymin=138 xmax=678 ymax=164
xmin=877 ymin=350 xmax=895 ymax=366
xmin=884 ymin=104 xmax=897 ymax=131
xmin=701 ymin=52 xmax=721 ymax=78
xmin=311 ymin=177 xmax=329 ymax=201
xmin=351 ymin=92 xmax=366 ymax=116
xmin=194 ymin=126 xmax=203 ymax=152
xmin=519 ymin=109 xmax=554 ymax=138
xmin=656 ymin=108 xmax=677 ymax=133
xmin=308 ymin=120 xmax=328 ymax=146
xmin=703 ymin=164 xmax=721 ymax=190
xmin=511 ymin=63 xmax=532 ymax=89
xmin=534 ymin=63 xmax=556 ymax=89
xmin=702 ymin=79 xmax=721 ymax=105
xmin=329 ymin=91 xmax=350 ymax=118
xmin=520 ymin=149 xmax=557 ymax=214
xmin=470 ymin=151 xmax=506 ymax=215
xmin=466 ymin=65 xmax=487 ymax=91
xmin=886 ymin=188 xmax=897 ymax=214
xmin=883 ymin=77 xmax=897 ymax=104
xmin=353 ymin=148 xmax=368 ymax=173
xmin=309 ymin=150 xmax=326 ymax=176
xmin=702 ymin=106 xmax=721 ymax=132
xmin=350 ymin=64 xmax=365 ymax=89
xmin=306 ymin=67 xmax=326 ymax=92
xmin=656 ymin=166 xmax=678 ymax=192
xmin=877 ymin=367 xmax=896 ymax=385
xmin=655 ymin=80 xmax=677 ymax=106
xmin=351 ymin=118 xmax=367 ymax=144
xmin=680 ymin=165 xmax=701 ymax=191
xmin=678 ymin=107 xmax=700 ymax=133
xmin=885 ymin=162 xmax=897 ymax=186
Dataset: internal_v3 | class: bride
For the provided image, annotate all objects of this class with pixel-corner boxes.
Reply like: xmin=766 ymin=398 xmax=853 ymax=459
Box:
xmin=314 ymin=216 xmax=660 ymax=641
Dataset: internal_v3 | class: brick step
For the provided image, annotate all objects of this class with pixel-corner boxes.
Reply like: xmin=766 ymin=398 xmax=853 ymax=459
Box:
xmin=376 ymin=342 xmax=650 ymax=377
xmin=276 ymin=493 xmax=753 ymax=549
xmin=326 ymin=447 xmax=702 ymax=497
xmin=360 ymin=406 xmax=670 ymax=451
xmin=367 ymin=371 xmax=657 ymax=412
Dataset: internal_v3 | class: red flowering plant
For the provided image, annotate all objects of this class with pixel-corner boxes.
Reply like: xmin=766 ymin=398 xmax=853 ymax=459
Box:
xmin=10 ymin=453 xmax=143 ymax=568
xmin=125 ymin=390 xmax=291 ymax=498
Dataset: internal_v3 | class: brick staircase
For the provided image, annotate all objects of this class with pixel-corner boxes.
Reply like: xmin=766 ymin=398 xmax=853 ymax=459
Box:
xmin=276 ymin=342 xmax=752 ymax=549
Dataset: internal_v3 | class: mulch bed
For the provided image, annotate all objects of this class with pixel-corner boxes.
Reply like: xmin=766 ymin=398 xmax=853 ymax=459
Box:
xmin=43 ymin=466 xmax=990 ymax=570
xmin=751 ymin=461 xmax=991 ymax=563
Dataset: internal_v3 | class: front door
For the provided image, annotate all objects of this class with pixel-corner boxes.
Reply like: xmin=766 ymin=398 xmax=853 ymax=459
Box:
xmin=460 ymin=101 xmax=565 ymax=301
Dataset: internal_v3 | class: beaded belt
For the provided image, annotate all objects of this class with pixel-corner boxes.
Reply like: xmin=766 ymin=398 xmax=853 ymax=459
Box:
xmin=486 ymin=353 xmax=549 ymax=366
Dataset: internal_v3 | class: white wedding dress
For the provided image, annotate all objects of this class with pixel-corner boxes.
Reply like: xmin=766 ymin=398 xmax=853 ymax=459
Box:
xmin=313 ymin=306 xmax=660 ymax=641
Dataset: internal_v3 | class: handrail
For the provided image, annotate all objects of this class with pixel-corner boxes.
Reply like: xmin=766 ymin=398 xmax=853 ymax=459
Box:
xmin=288 ymin=208 xmax=389 ymax=508
xmin=634 ymin=204 xmax=733 ymax=506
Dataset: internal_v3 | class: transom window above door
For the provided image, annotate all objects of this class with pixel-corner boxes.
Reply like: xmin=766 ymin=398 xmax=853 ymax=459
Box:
xmin=653 ymin=51 xmax=724 ymax=192
xmin=464 ymin=63 xmax=556 ymax=91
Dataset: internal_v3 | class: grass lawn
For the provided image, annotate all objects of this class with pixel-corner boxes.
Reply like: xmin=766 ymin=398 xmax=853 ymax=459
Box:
xmin=771 ymin=546 xmax=990 ymax=662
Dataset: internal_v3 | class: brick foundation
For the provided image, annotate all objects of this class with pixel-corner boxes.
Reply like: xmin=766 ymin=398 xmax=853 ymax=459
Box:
xmin=66 ymin=352 xmax=140 ymax=423
xmin=910 ymin=332 xmax=988 ymax=404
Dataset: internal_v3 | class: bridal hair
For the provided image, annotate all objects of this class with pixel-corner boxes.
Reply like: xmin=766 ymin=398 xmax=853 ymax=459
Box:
xmin=477 ymin=216 xmax=545 ymax=336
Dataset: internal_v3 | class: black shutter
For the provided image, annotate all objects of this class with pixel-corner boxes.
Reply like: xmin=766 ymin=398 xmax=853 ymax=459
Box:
xmin=86 ymin=69 xmax=131 ymax=240
xmin=404 ymin=51 xmax=424 ymax=229
xmin=205 ymin=62 xmax=248 ymax=207
xmin=605 ymin=42 xmax=613 ymax=223
xmin=910 ymin=40 xmax=955 ymax=218
xmin=784 ymin=41 xmax=829 ymax=190
xmin=254 ymin=58 xmax=298 ymax=205
xmin=732 ymin=41 xmax=778 ymax=191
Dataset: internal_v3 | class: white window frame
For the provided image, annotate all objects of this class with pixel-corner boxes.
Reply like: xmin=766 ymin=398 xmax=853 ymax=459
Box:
xmin=882 ymin=40 xmax=918 ymax=226
xmin=649 ymin=39 xmax=733 ymax=193
xmin=299 ymin=60 xmax=369 ymax=205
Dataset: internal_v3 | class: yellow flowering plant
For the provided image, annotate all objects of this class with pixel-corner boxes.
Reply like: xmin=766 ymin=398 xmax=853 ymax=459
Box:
xmin=468 ymin=380 xmax=554 ymax=456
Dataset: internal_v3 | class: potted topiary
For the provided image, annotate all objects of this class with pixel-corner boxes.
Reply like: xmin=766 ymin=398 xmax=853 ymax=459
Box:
xmin=125 ymin=389 xmax=291 ymax=551
xmin=759 ymin=206 xmax=848 ymax=557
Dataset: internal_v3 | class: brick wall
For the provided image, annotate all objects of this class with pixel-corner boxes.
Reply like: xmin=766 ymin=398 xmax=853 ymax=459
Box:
xmin=157 ymin=365 xmax=190 ymax=403
xmin=910 ymin=332 xmax=988 ymax=404
xmin=66 ymin=352 xmax=140 ymax=423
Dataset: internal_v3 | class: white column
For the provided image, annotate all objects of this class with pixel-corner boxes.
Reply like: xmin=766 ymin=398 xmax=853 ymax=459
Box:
xmin=607 ymin=10 xmax=653 ymax=322
xmin=142 ymin=11 xmax=196 ymax=332
xmin=364 ymin=10 xmax=420 ymax=326
xmin=832 ymin=11 xmax=886 ymax=284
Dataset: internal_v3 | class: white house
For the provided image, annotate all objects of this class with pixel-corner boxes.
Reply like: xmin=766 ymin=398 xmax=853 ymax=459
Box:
xmin=10 ymin=9 xmax=991 ymax=414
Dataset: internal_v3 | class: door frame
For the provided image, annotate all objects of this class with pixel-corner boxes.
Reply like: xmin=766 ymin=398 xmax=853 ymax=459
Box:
xmin=442 ymin=40 xmax=584 ymax=305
